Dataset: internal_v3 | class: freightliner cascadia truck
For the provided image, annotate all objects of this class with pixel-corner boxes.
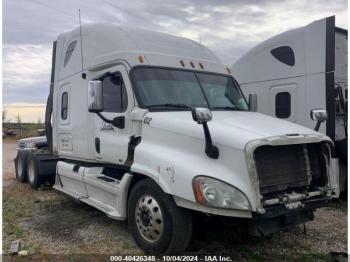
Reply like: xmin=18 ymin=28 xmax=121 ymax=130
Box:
xmin=232 ymin=16 xmax=347 ymax=196
xmin=15 ymin=24 xmax=339 ymax=254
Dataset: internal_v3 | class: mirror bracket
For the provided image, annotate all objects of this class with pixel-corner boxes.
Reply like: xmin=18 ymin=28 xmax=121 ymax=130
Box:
xmin=112 ymin=116 xmax=125 ymax=129
xmin=202 ymin=122 xmax=219 ymax=159
xmin=191 ymin=108 xmax=219 ymax=159
xmin=96 ymin=113 xmax=125 ymax=129
xmin=310 ymin=109 xmax=328 ymax=131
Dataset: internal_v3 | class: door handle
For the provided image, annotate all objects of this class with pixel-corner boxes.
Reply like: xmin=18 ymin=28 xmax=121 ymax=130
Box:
xmin=95 ymin=137 xmax=100 ymax=153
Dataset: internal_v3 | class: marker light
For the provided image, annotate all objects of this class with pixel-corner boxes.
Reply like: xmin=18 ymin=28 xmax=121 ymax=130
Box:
xmin=138 ymin=55 xmax=144 ymax=63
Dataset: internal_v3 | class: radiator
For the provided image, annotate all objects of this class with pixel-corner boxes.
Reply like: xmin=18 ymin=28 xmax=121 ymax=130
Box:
xmin=254 ymin=144 xmax=311 ymax=194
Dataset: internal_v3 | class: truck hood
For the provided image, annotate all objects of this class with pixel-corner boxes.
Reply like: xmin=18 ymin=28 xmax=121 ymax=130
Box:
xmin=19 ymin=136 xmax=47 ymax=143
xmin=145 ymin=111 xmax=325 ymax=150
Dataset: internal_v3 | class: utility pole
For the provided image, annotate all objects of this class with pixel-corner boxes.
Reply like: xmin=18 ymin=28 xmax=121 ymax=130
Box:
xmin=16 ymin=113 xmax=22 ymax=138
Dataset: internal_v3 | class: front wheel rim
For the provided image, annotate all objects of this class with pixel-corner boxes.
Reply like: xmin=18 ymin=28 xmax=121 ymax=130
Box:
xmin=135 ymin=194 xmax=164 ymax=243
xmin=28 ymin=158 xmax=35 ymax=184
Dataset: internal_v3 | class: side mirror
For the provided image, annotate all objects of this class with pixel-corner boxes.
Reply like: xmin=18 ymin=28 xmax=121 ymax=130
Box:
xmin=310 ymin=109 xmax=327 ymax=131
xmin=191 ymin=108 xmax=212 ymax=124
xmin=88 ymin=80 xmax=125 ymax=129
xmin=248 ymin=94 xmax=257 ymax=112
xmin=88 ymin=80 xmax=103 ymax=113
xmin=191 ymin=107 xmax=219 ymax=159
xmin=310 ymin=109 xmax=328 ymax=122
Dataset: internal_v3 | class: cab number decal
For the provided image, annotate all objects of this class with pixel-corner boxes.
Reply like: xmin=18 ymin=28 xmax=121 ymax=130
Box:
xmin=143 ymin=117 xmax=152 ymax=125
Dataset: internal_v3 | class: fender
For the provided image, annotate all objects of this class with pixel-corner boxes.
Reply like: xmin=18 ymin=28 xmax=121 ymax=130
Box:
xmin=131 ymin=126 xmax=257 ymax=211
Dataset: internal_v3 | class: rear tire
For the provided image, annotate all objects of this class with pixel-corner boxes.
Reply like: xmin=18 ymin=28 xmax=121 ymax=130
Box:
xmin=128 ymin=179 xmax=192 ymax=254
xmin=15 ymin=150 xmax=29 ymax=182
xmin=339 ymin=159 xmax=347 ymax=200
xmin=27 ymin=152 xmax=42 ymax=189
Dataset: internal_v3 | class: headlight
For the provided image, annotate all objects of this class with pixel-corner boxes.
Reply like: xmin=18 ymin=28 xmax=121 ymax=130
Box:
xmin=25 ymin=142 xmax=36 ymax=148
xmin=193 ymin=176 xmax=251 ymax=210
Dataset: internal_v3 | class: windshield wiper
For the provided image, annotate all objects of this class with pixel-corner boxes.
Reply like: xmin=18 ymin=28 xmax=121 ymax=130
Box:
xmin=145 ymin=103 xmax=192 ymax=109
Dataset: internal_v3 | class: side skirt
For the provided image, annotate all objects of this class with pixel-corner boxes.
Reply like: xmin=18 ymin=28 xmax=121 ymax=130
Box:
xmin=53 ymin=161 xmax=133 ymax=220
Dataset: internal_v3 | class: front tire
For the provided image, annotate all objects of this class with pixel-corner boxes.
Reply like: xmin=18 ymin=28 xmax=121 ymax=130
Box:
xmin=15 ymin=150 xmax=29 ymax=182
xmin=27 ymin=152 xmax=42 ymax=189
xmin=128 ymin=179 xmax=192 ymax=254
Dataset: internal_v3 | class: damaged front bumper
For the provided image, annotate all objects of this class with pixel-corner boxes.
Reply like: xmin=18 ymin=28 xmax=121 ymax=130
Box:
xmin=261 ymin=188 xmax=333 ymax=211
xmin=249 ymin=193 xmax=331 ymax=236
xmin=244 ymin=134 xmax=337 ymax=236
xmin=245 ymin=134 xmax=336 ymax=208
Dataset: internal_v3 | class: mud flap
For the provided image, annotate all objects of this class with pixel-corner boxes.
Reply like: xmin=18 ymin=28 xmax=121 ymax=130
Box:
xmin=330 ymin=158 xmax=340 ymax=198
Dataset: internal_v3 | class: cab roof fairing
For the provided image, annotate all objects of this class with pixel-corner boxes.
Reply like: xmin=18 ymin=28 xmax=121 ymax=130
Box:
xmin=54 ymin=23 xmax=228 ymax=81
xmin=231 ymin=16 xmax=333 ymax=84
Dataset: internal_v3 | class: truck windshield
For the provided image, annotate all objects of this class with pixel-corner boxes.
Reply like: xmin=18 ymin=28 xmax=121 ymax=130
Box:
xmin=132 ymin=67 xmax=249 ymax=111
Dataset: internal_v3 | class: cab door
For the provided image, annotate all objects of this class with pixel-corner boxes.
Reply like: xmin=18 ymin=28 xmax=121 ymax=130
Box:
xmin=94 ymin=65 xmax=134 ymax=165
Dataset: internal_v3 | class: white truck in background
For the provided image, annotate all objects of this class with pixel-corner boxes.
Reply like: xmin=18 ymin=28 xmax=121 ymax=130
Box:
xmin=15 ymin=24 xmax=338 ymax=254
xmin=232 ymin=16 xmax=347 ymax=195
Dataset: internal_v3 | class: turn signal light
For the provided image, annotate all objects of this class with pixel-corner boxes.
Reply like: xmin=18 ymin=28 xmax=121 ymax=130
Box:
xmin=193 ymin=179 xmax=206 ymax=204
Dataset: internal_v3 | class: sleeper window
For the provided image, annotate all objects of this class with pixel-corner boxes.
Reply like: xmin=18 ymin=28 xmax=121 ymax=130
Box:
xmin=275 ymin=92 xmax=291 ymax=118
xmin=271 ymin=46 xmax=295 ymax=66
xmin=61 ymin=92 xmax=68 ymax=120
xmin=102 ymin=74 xmax=128 ymax=112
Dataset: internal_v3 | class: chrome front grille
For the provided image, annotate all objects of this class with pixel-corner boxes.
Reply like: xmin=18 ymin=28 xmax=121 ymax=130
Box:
xmin=18 ymin=142 xmax=26 ymax=149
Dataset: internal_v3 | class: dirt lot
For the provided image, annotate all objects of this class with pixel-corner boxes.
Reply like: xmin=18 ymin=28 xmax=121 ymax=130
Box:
xmin=2 ymin=139 xmax=348 ymax=261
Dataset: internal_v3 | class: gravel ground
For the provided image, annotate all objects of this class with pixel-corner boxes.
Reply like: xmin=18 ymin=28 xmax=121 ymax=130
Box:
xmin=2 ymin=139 xmax=348 ymax=261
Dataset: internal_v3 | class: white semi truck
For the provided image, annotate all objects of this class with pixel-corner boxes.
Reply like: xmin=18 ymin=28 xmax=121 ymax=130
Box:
xmin=232 ymin=16 xmax=347 ymax=195
xmin=15 ymin=24 xmax=338 ymax=254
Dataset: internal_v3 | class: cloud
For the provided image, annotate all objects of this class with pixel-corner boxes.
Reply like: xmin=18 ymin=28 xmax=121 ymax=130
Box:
xmin=3 ymin=44 xmax=52 ymax=103
xmin=3 ymin=0 xmax=348 ymax=122
xmin=3 ymin=44 xmax=51 ymax=86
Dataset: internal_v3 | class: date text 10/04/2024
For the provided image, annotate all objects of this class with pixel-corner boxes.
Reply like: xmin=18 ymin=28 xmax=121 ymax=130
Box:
xmin=110 ymin=256 xmax=232 ymax=262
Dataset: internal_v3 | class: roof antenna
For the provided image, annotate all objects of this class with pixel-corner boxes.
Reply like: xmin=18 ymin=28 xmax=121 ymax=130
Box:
xmin=79 ymin=9 xmax=86 ymax=79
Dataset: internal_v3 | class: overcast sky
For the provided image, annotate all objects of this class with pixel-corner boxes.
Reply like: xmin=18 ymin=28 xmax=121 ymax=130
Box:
xmin=3 ymin=0 xmax=348 ymax=121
